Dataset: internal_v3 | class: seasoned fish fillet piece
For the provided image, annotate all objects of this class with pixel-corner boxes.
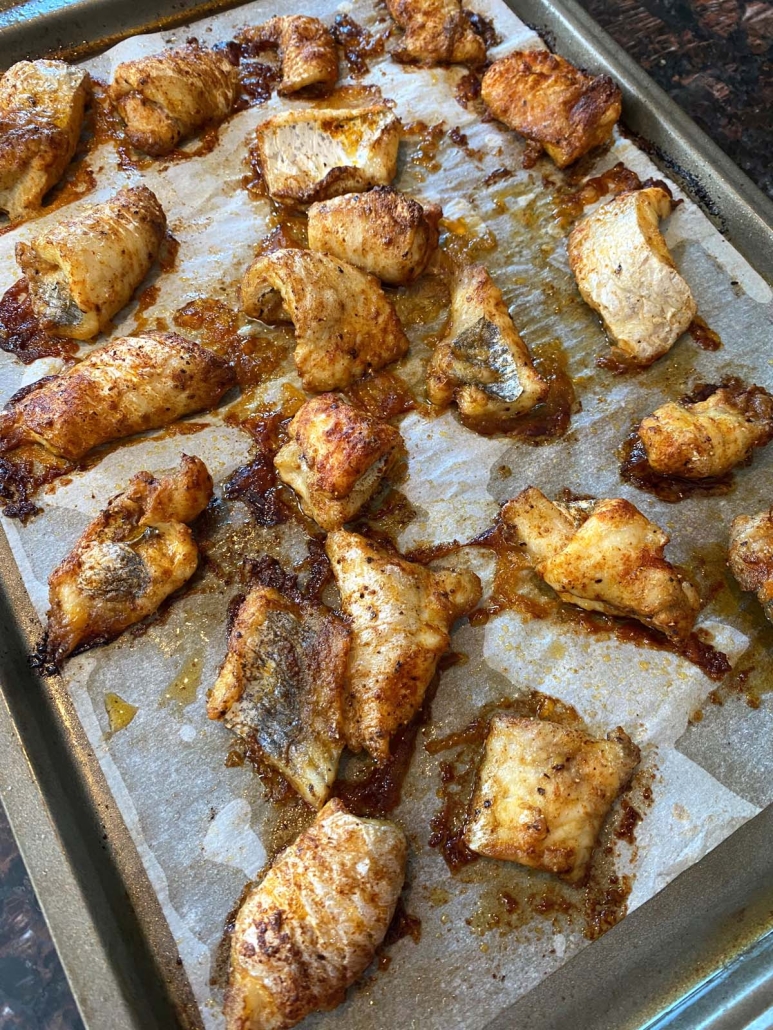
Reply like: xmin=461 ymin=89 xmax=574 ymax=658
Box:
xmin=637 ymin=379 xmax=773 ymax=479
xmin=239 ymin=16 xmax=338 ymax=95
xmin=109 ymin=42 xmax=239 ymax=156
xmin=503 ymin=486 xmax=700 ymax=639
xmin=0 ymin=332 xmax=234 ymax=461
xmin=426 ymin=264 xmax=548 ymax=431
xmin=225 ymin=798 xmax=406 ymax=1030
xmin=241 ymin=250 xmax=409 ymax=392
xmin=481 ymin=49 xmax=621 ymax=168
xmin=728 ymin=508 xmax=773 ymax=623
xmin=15 ymin=185 xmax=166 ymax=341
xmin=274 ymin=393 xmax=405 ymax=530
xmin=0 ymin=60 xmax=90 ymax=222
xmin=46 ymin=455 xmax=212 ymax=662
xmin=325 ymin=530 xmax=482 ymax=762
xmin=307 ymin=187 xmax=441 ymax=285
xmin=387 ymin=0 xmax=486 ymax=66
xmin=464 ymin=716 xmax=640 ymax=882
xmin=208 ymin=584 xmax=350 ymax=807
xmin=253 ymin=106 xmax=400 ymax=207
xmin=568 ymin=186 xmax=696 ymax=365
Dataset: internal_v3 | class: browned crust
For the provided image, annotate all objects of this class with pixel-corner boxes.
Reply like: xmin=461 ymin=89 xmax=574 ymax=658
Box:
xmin=728 ymin=507 xmax=773 ymax=622
xmin=326 ymin=530 xmax=482 ymax=762
xmin=387 ymin=0 xmax=487 ymax=66
xmin=503 ymin=488 xmax=701 ymax=640
xmin=308 ymin=186 xmax=441 ymax=285
xmin=1 ymin=332 xmax=235 ymax=461
xmin=481 ymin=49 xmax=621 ymax=167
xmin=108 ymin=42 xmax=239 ymax=156
xmin=0 ymin=62 xmax=92 ymax=219
xmin=240 ymin=248 xmax=409 ymax=393
xmin=465 ymin=717 xmax=640 ymax=880
xmin=288 ymin=393 xmax=404 ymax=498
xmin=15 ymin=184 xmax=168 ymax=341
xmin=46 ymin=455 xmax=212 ymax=661
xmin=224 ymin=799 xmax=406 ymax=1029
xmin=240 ymin=16 xmax=339 ymax=95
xmin=637 ymin=378 xmax=773 ymax=479
xmin=707 ymin=378 xmax=773 ymax=424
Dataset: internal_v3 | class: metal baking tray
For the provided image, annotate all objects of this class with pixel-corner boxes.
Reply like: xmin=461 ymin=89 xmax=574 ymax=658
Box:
xmin=0 ymin=1 xmax=771 ymax=1028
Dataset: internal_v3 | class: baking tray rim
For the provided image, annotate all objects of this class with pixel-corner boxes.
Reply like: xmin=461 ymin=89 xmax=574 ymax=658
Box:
xmin=0 ymin=0 xmax=771 ymax=1027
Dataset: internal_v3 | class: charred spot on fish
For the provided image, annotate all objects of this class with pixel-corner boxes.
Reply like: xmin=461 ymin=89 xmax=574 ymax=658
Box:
xmin=224 ymin=609 xmax=308 ymax=760
xmin=79 ymin=542 xmax=152 ymax=601
xmin=450 ymin=317 xmax=525 ymax=403
xmin=244 ymin=554 xmax=302 ymax=600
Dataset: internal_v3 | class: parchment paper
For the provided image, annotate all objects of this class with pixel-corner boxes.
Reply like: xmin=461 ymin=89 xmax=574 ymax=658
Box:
xmin=0 ymin=0 xmax=771 ymax=1027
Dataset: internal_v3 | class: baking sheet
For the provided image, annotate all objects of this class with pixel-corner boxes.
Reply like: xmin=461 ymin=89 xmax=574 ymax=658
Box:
xmin=0 ymin=0 xmax=772 ymax=1027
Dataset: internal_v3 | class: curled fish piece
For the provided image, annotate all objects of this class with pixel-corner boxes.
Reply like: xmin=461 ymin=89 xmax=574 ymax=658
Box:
xmin=46 ymin=455 xmax=213 ymax=662
xmin=386 ymin=0 xmax=487 ymax=66
xmin=307 ymin=186 xmax=441 ymax=285
xmin=482 ymin=49 xmax=621 ymax=167
xmin=426 ymin=264 xmax=548 ymax=431
xmin=240 ymin=249 xmax=409 ymax=392
xmin=109 ymin=42 xmax=239 ymax=156
xmin=503 ymin=486 xmax=701 ymax=639
xmin=0 ymin=60 xmax=91 ymax=221
xmin=208 ymin=582 xmax=350 ymax=807
xmin=637 ymin=379 xmax=773 ymax=479
xmin=728 ymin=507 xmax=773 ymax=624
xmin=568 ymin=186 xmax=696 ymax=365
xmin=225 ymin=798 xmax=406 ymax=1030
xmin=274 ymin=392 xmax=405 ymax=530
xmin=239 ymin=16 xmax=338 ymax=95
xmin=0 ymin=332 xmax=234 ymax=461
xmin=325 ymin=529 xmax=482 ymax=762
xmin=15 ymin=185 xmax=166 ymax=340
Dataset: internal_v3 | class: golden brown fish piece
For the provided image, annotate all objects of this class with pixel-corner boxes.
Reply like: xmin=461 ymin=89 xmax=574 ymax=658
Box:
xmin=0 ymin=60 xmax=91 ymax=222
xmin=208 ymin=584 xmax=350 ymax=807
xmin=464 ymin=716 xmax=640 ymax=882
xmin=481 ymin=49 xmax=621 ymax=167
xmin=728 ymin=507 xmax=773 ymax=623
xmin=0 ymin=332 xmax=234 ymax=461
xmin=503 ymin=486 xmax=700 ymax=639
xmin=46 ymin=455 xmax=212 ymax=662
xmin=637 ymin=379 xmax=773 ymax=479
xmin=307 ymin=187 xmax=441 ymax=285
xmin=241 ymin=249 xmax=409 ymax=392
xmin=252 ymin=105 xmax=400 ymax=207
xmin=109 ymin=41 xmax=239 ymax=156
xmin=426 ymin=264 xmax=548 ymax=431
xmin=274 ymin=393 xmax=405 ymax=530
xmin=386 ymin=0 xmax=486 ymax=66
xmin=568 ymin=186 xmax=696 ymax=365
xmin=15 ymin=185 xmax=166 ymax=341
xmin=225 ymin=798 xmax=406 ymax=1030
xmin=239 ymin=16 xmax=338 ymax=95
xmin=325 ymin=530 xmax=482 ymax=762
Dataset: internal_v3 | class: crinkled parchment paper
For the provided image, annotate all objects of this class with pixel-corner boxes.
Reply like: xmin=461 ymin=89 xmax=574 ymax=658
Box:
xmin=1 ymin=0 xmax=771 ymax=1026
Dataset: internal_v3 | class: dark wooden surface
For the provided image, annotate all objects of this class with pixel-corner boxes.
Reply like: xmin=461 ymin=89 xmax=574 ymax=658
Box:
xmin=576 ymin=0 xmax=773 ymax=198
xmin=0 ymin=2 xmax=771 ymax=1028
xmin=0 ymin=804 xmax=84 ymax=1030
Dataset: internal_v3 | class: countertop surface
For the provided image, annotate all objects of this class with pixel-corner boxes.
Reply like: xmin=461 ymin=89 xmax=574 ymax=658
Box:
xmin=576 ymin=0 xmax=773 ymax=199
xmin=0 ymin=804 xmax=84 ymax=1030
xmin=1 ymin=1 xmax=771 ymax=1027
